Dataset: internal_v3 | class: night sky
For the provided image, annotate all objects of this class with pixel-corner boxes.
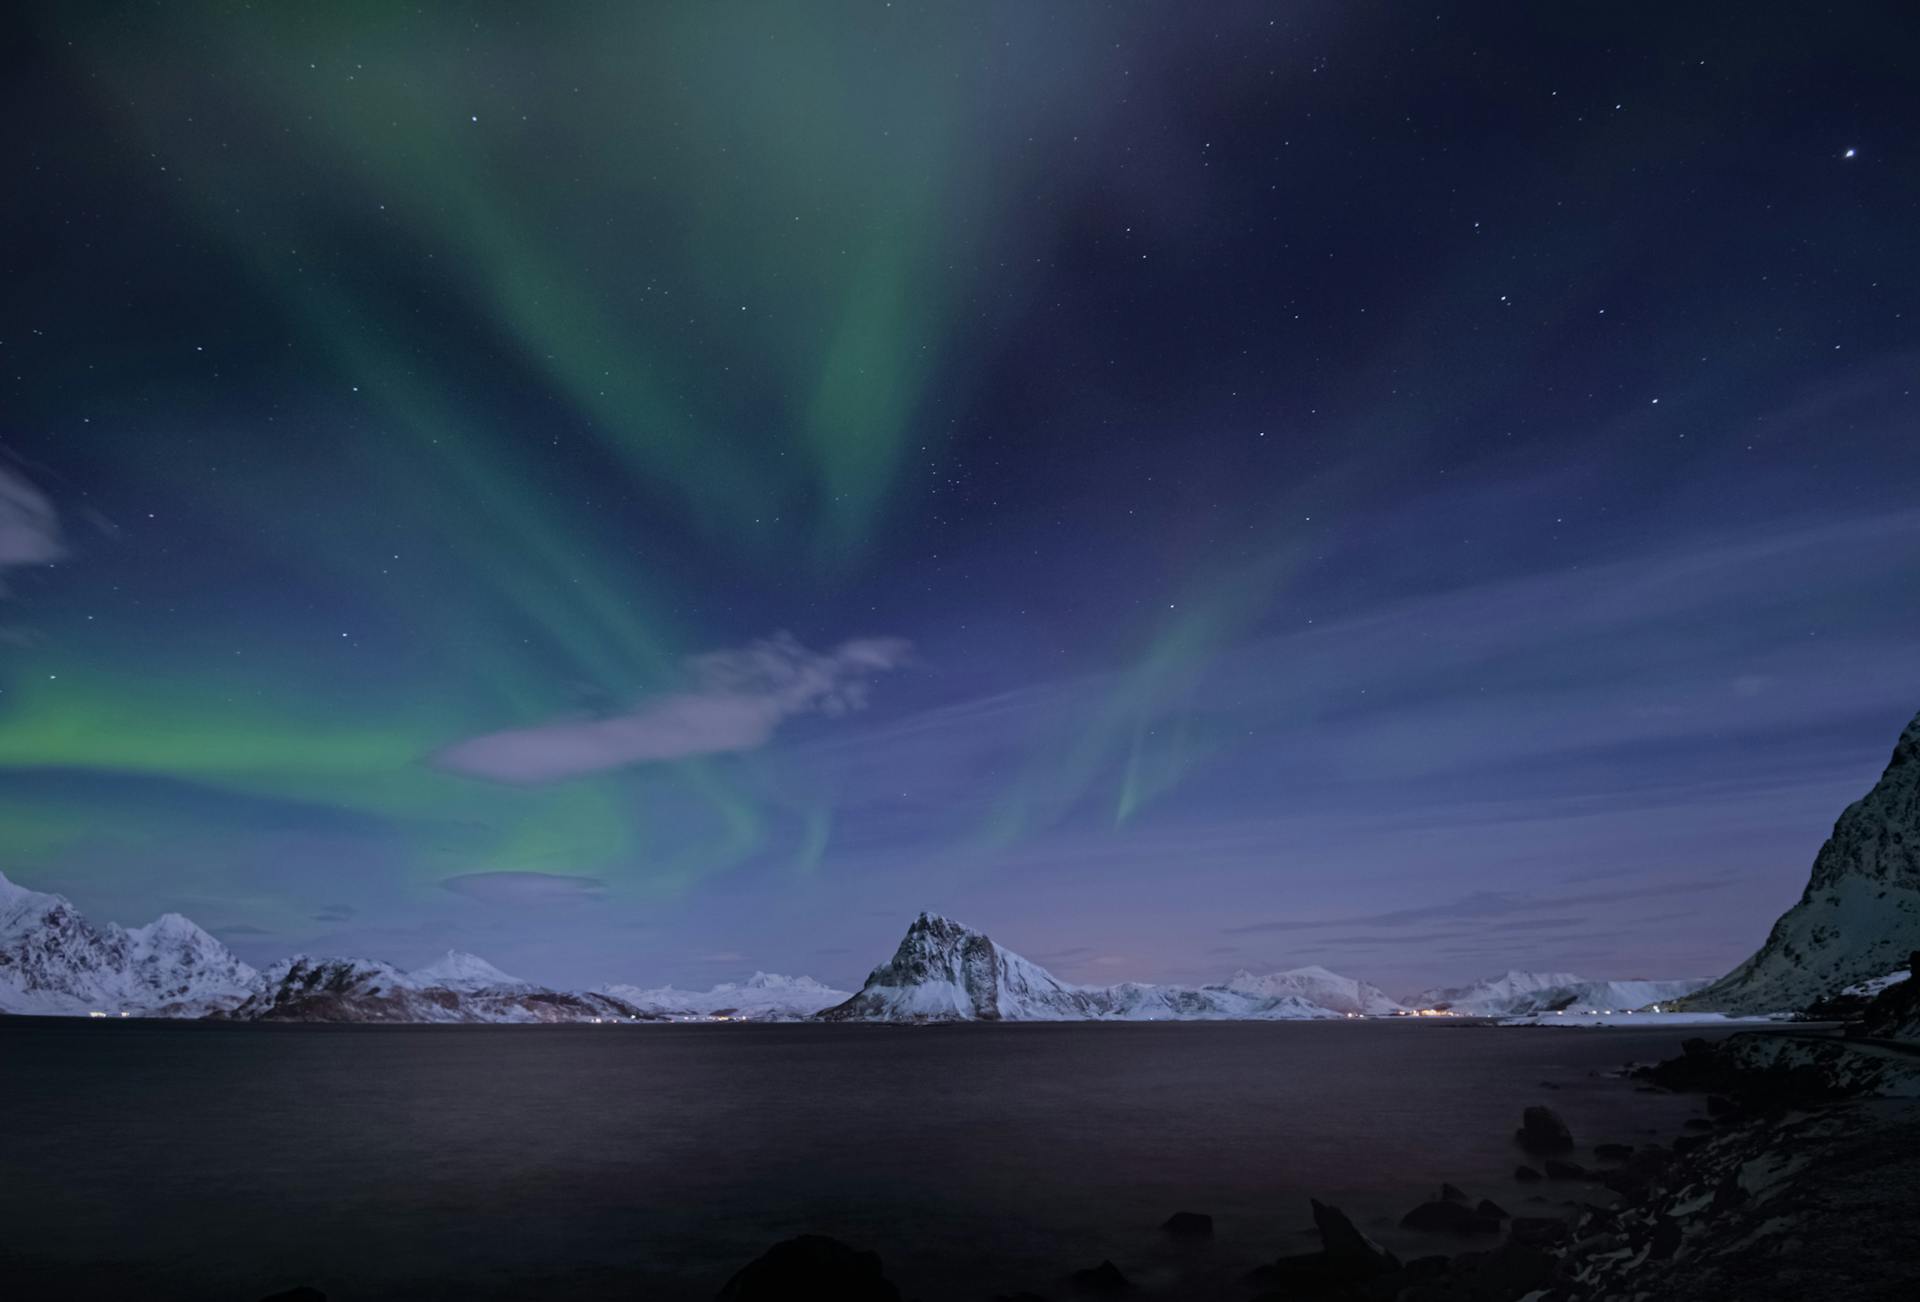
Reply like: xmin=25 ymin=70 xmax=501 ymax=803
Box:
xmin=2 ymin=3 xmax=1916 ymax=994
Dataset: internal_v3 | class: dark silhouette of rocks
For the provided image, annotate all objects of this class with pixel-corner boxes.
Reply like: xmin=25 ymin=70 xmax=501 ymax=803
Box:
xmin=1066 ymin=1259 xmax=1131 ymax=1295
xmin=1508 ymin=1215 xmax=1571 ymax=1248
xmin=1160 ymin=1210 xmax=1213 ymax=1238
xmin=1592 ymin=1142 xmax=1633 ymax=1162
xmin=1514 ymin=1105 xmax=1574 ymax=1154
xmin=1514 ymin=1163 xmax=1543 ymax=1182
xmin=1400 ymin=1198 xmax=1500 ymax=1235
xmin=715 ymin=1235 xmax=900 ymax=1302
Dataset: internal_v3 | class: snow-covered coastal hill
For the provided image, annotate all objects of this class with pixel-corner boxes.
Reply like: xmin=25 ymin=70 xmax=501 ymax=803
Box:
xmin=1227 ymin=965 xmax=1406 ymax=1015
xmin=603 ymin=971 xmax=850 ymax=1021
xmin=0 ymin=873 xmax=643 ymax=1024
xmin=1683 ymin=708 xmax=1920 ymax=1014
xmin=817 ymin=913 xmax=1369 ymax=1022
xmin=225 ymin=955 xmax=649 ymax=1024
xmin=408 ymin=950 xmax=532 ymax=992
xmin=1408 ymin=969 xmax=1709 ymax=1016
xmin=0 ymin=871 xmax=257 ymax=1016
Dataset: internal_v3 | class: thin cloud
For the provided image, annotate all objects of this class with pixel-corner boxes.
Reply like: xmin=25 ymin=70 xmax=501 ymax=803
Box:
xmin=1222 ymin=877 xmax=1739 ymax=935
xmin=0 ymin=465 xmax=62 ymax=591
xmin=439 ymin=870 xmax=608 ymax=905
xmin=434 ymin=632 xmax=910 ymax=783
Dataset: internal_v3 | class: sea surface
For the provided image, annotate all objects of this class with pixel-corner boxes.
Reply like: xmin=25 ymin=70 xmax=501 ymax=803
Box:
xmin=0 ymin=1018 xmax=1731 ymax=1300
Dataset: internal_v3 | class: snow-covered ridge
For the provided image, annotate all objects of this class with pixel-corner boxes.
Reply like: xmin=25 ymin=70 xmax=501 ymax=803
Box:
xmin=0 ymin=872 xmax=257 ymax=1016
xmin=819 ymin=913 xmax=1382 ymax=1022
xmin=1684 ymin=707 xmax=1920 ymax=1014
xmin=1407 ymin=970 xmax=1711 ymax=1017
xmin=603 ymin=972 xmax=851 ymax=1021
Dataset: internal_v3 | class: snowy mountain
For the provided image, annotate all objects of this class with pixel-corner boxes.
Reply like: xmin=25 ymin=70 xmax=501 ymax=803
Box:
xmin=408 ymin=950 xmax=531 ymax=991
xmin=223 ymin=955 xmax=653 ymax=1024
xmin=603 ymin=971 xmax=851 ymax=1020
xmin=817 ymin=913 xmax=1357 ymax=1022
xmin=1683 ymin=708 xmax=1920 ymax=1014
xmin=0 ymin=871 xmax=256 ymax=1016
xmin=1226 ymin=965 xmax=1406 ymax=1015
xmin=1408 ymin=970 xmax=1709 ymax=1016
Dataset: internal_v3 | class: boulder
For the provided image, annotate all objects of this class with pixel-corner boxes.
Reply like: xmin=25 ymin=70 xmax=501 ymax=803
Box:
xmin=1067 ymin=1259 xmax=1132 ymax=1295
xmin=716 ymin=1235 xmax=901 ymax=1302
xmin=1542 ymin=1158 xmax=1592 ymax=1181
xmin=1475 ymin=1198 xmax=1509 ymax=1220
xmin=1515 ymin=1105 xmax=1574 ymax=1154
xmin=1514 ymin=1164 xmax=1543 ymax=1182
xmin=1161 ymin=1210 xmax=1213 ymax=1238
xmin=1400 ymin=1199 xmax=1500 ymax=1235
xmin=1439 ymin=1182 xmax=1470 ymax=1204
xmin=1592 ymin=1142 xmax=1634 ymax=1162
xmin=1311 ymin=1197 xmax=1396 ymax=1274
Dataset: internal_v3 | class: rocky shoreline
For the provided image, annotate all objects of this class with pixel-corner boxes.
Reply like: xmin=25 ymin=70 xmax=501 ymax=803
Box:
xmin=699 ymin=977 xmax=1920 ymax=1302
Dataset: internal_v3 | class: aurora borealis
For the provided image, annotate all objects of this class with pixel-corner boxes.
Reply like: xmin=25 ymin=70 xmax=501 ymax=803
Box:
xmin=2 ymin=3 xmax=1917 ymax=990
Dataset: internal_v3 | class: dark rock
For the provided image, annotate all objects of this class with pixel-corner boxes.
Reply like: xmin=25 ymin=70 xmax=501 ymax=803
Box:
xmin=1514 ymin=1163 xmax=1543 ymax=1182
xmin=1439 ymin=1181 xmax=1470 ymax=1204
xmin=1542 ymin=1158 xmax=1592 ymax=1181
xmin=1672 ymin=1133 xmax=1707 ymax=1155
xmin=1400 ymin=1199 xmax=1500 ymax=1235
xmin=1592 ymin=1142 xmax=1634 ymax=1162
xmin=1456 ymin=1241 xmax=1560 ymax=1296
xmin=1515 ymin=1105 xmax=1574 ymax=1154
xmin=716 ymin=1235 xmax=901 ymax=1302
xmin=1160 ymin=1210 xmax=1213 ymax=1239
xmin=1403 ymin=1255 xmax=1451 ymax=1279
xmin=1706 ymin=1093 xmax=1735 ymax=1115
xmin=1710 ymin=1171 xmax=1750 ymax=1215
xmin=1311 ymin=1197 xmax=1397 ymax=1275
xmin=259 ymin=1292 xmax=326 ymax=1302
xmin=1066 ymin=1260 xmax=1131 ymax=1295
xmin=1509 ymin=1216 xmax=1571 ymax=1247
xmin=1475 ymin=1198 xmax=1509 ymax=1220
xmin=1648 ymin=1215 xmax=1683 ymax=1260
xmin=1683 ymin=1117 xmax=1716 ymax=1131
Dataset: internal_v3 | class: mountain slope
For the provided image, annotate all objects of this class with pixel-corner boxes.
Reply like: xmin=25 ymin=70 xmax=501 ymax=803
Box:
xmin=1685 ymin=709 xmax=1920 ymax=1013
xmin=818 ymin=914 xmax=1353 ymax=1022
xmin=1227 ymin=965 xmax=1406 ymax=1015
xmin=225 ymin=955 xmax=652 ymax=1024
xmin=0 ymin=872 xmax=257 ymax=1015
xmin=603 ymin=972 xmax=851 ymax=1020
xmin=1409 ymin=970 xmax=1708 ymax=1015
xmin=408 ymin=950 xmax=531 ymax=991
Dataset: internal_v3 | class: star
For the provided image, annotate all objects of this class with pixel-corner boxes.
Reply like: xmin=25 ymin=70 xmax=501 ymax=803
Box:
xmin=1843 ymin=148 xmax=1857 ymax=159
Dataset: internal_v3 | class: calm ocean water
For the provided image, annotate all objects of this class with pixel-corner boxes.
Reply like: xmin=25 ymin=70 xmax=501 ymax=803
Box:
xmin=0 ymin=1019 xmax=1722 ymax=1300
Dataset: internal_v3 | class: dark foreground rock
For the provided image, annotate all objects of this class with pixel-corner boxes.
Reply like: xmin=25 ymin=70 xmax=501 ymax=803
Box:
xmin=1160 ymin=1210 xmax=1213 ymax=1238
xmin=1513 ymin=1105 xmax=1573 ymax=1154
xmin=1400 ymin=1199 xmax=1500 ymax=1235
xmin=716 ymin=1235 xmax=900 ymax=1302
xmin=1066 ymin=1259 xmax=1131 ymax=1294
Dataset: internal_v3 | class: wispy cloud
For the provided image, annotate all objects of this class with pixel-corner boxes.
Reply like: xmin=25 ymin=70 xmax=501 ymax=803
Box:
xmin=434 ymin=633 xmax=911 ymax=783
xmin=1222 ymin=877 xmax=1740 ymax=935
xmin=439 ymin=870 xmax=608 ymax=905
xmin=0 ymin=465 xmax=62 ymax=592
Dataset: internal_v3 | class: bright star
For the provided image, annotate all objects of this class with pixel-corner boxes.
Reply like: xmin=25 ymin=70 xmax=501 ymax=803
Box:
xmin=1843 ymin=148 xmax=1856 ymax=159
